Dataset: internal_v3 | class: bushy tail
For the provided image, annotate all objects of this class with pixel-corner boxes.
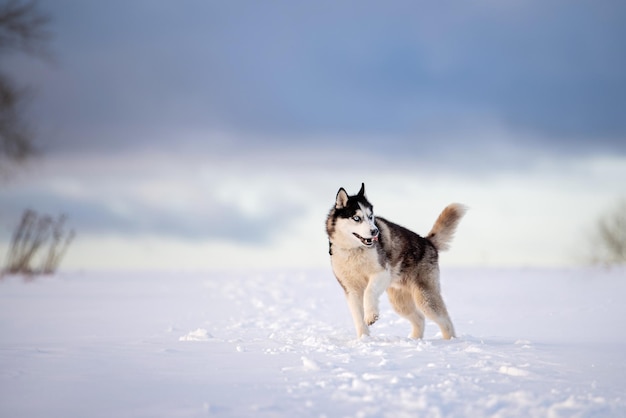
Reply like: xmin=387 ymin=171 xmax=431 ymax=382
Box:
xmin=426 ymin=203 xmax=467 ymax=251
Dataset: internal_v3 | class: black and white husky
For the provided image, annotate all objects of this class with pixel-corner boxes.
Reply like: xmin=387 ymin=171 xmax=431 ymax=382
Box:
xmin=326 ymin=183 xmax=466 ymax=339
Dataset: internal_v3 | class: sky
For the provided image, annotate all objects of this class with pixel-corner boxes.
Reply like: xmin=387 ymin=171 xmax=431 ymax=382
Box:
xmin=1 ymin=0 xmax=625 ymax=271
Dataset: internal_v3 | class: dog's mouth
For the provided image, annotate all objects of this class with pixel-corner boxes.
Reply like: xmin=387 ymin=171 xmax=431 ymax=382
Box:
xmin=353 ymin=232 xmax=379 ymax=247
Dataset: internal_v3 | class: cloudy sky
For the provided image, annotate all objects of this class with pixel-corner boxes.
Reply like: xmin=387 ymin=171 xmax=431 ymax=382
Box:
xmin=1 ymin=0 xmax=625 ymax=271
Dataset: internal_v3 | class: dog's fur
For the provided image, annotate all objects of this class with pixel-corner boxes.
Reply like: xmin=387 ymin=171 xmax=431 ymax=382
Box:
xmin=326 ymin=183 xmax=466 ymax=339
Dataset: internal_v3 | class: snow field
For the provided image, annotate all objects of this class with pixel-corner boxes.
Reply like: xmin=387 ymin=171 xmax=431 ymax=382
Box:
xmin=1 ymin=267 xmax=625 ymax=417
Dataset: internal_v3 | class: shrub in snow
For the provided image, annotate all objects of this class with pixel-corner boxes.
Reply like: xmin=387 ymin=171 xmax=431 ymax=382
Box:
xmin=3 ymin=209 xmax=74 ymax=277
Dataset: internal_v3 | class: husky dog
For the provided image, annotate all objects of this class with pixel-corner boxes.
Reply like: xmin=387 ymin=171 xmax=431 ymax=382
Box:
xmin=326 ymin=183 xmax=466 ymax=339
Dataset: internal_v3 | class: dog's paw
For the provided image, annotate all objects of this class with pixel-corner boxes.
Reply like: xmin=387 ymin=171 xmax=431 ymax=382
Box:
xmin=365 ymin=310 xmax=379 ymax=326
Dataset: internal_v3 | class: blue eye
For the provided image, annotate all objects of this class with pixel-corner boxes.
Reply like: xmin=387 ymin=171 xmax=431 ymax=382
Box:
xmin=352 ymin=216 xmax=362 ymax=222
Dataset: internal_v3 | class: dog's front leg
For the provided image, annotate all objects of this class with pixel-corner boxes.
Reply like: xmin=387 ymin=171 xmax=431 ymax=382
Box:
xmin=345 ymin=290 xmax=369 ymax=338
xmin=363 ymin=271 xmax=391 ymax=326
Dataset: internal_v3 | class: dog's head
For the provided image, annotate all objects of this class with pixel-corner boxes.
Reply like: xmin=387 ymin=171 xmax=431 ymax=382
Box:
xmin=327 ymin=183 xmax=380 ymax=249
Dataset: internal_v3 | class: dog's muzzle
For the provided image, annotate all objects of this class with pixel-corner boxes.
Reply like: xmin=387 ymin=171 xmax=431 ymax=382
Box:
xmin=353 ymin=231 xmax=379 ymax=247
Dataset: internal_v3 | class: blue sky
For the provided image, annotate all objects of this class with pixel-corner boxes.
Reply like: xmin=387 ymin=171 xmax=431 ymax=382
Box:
xmin=1 ymin=1 xmax=625 ymax=270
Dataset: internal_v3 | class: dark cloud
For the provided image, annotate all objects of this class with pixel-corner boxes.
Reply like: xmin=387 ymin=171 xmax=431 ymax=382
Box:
xmin=7 ymin=0 xmax=626 ymax=158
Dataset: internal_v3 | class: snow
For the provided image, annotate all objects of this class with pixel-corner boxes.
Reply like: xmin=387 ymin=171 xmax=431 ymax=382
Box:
xmin=1 ymin=267 xmax=625 ymax=417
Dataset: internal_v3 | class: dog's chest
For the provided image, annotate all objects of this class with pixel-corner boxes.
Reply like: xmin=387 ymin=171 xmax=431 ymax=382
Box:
xmin=330 ymin=246 xmax=384 ymax=286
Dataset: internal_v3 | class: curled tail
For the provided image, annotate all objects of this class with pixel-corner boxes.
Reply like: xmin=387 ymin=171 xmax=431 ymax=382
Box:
xmin=426 ymin=203 xmax=467 ymax=251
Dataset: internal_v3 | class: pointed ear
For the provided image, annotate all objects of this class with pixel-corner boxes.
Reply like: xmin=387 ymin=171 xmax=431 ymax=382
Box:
xmin=357 ymin=183 xmax=366 ymax=198
xmin=335 ymin=188 xmax=349 ymax=209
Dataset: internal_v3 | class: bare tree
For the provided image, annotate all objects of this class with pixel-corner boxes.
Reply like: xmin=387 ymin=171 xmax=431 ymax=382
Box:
xmin=0 ymin=0 xmax=51 ymax=168
xmin=3 ymin=209 xmax=74 ymax=276
xmin=591 ymin=200 xmax=626 ymax=265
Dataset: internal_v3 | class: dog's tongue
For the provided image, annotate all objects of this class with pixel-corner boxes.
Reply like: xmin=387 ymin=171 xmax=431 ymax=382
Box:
xmin=372 ymin=235 xmax=379 ymax=242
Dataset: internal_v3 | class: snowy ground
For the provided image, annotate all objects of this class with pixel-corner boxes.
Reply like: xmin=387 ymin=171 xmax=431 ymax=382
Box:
xmin=1 ymin=267 xmax=625 ymax=417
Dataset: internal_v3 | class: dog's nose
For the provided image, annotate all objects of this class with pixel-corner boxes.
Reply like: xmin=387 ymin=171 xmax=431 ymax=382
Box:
xmin=371 ymin=228 xmax=379 ymax=237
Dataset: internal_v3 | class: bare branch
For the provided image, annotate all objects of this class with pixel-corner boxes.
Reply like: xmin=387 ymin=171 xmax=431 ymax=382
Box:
xmin=0 ymin=0 xmax=51 ymax=168
xmin=3 ymin=209 xmax=74 ymax=277
xmin=0 ymin=72 xmax=34 ymax=163
xmin=0 ymin=0 xmax=51 ymax=55
xmin=591 ymin=200 xmax=626 ymax=265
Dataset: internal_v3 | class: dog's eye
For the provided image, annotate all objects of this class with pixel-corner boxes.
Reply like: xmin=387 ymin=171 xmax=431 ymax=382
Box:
xmin=368 ymin=214 xmax=374 ymax=221
xmin=352 ymin=216 xmax=362 ymax=222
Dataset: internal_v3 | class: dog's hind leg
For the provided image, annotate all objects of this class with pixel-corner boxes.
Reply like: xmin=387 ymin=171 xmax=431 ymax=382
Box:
xmin=413 ymin=285 xmax=456 ymax=340
xmin=388 ymin=287 xmax=426 ymax=339
xmin=345 ymin=290 xmax=369 ymax=338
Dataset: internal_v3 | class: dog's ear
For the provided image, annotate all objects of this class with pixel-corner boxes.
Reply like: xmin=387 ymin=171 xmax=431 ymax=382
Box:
xmin=335 ymin=188 xmax=349 ymax=209
xmin=357 ymin=182 xmax=366 ymax=199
